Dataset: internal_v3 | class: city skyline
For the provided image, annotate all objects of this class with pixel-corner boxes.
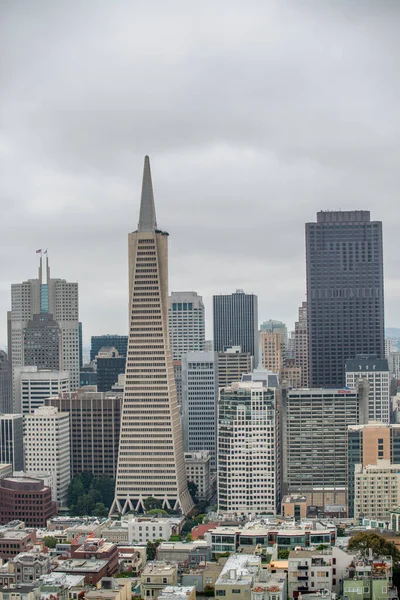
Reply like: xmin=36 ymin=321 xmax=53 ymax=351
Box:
xmin=1 ymin=2 xmax=400 ymax=348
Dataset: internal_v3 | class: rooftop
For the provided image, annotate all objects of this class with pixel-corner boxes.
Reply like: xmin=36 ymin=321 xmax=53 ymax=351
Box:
xmin=159 ymin=586 xmax=196 ymax=600
xmin=54 ymin=558 xmax=109 ymax=573
xmin=216 ymin=554 xmax=261 ymax=586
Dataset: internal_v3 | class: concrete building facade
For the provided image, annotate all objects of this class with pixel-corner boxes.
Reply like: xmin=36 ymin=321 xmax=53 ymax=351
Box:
xmin=294 ymin=301 xmax=308 ymax=387
xmin=111 ymin=156 xmax=193 ymax=515
xmin=184 ymin=451 xmax=212 ymax=501
xmin=260 ymin=331 xmax=284 ymax=374
xmin=15 ymin=366 xmax=70 ymax=414
xmin=0 ymin=414 xmax=24 ymax=471
xmin=354 ymin=460 xmax=400 ymax=520
xmin=217 ymin=346 xmax=253 ymax=389
xmin=0 ymin=352 xmax=12 ymax=414
xmin=345 ymin=354 xmax=391 ymax=424
xmin=24 ymin=406 xmax=71 ymax=506
xmin=213 ymin=290 xmax=258 ymax=360
xmin=168 ymin=292 xmax=205 ymax=360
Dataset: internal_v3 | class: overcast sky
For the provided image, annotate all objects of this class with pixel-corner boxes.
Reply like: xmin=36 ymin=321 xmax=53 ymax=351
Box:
xmin=1 ymin=0 xmax=399 ymax=347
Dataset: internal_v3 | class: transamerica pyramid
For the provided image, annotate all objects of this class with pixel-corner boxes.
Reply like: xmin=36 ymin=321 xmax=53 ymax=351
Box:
xmin=110 ymin=156 xmax=194 ymax=515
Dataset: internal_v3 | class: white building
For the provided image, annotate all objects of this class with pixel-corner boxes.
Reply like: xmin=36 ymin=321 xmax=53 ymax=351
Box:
xmin=11 ymin=255 xmax=80 ymax=393
xmin=354 ymin=459 xmax=400 ymax=521
xmin=288 ymin=549 xmax=333 ymax=599
xmin=24 ymin=405 xmax=70 ymax=506
xmin=345 ymin=354 xmax=390 ymax=424
xmin=184 ymin=451 xmax=212 ymax=501
xmin=389 ymin=352 xmax=400 ymax=379
xmin=168 ymin=292 xmax=205 ymax=361
xmin=128 ymin=516 xmax=184 ymax=544
xmin=182 ymin=351 xmax=218 ymax=468
xmin=15 ymin=366 xmax=70 ymax=414
xmin=218 ymin=370 xmax=280 ymax=516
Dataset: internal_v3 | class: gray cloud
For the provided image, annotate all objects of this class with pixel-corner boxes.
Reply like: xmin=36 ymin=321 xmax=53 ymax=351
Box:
xmin=1 ymin=0 xmax=399 ymax=346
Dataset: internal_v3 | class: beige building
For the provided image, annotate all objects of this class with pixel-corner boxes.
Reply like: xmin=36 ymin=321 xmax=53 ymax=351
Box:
xmin=217 ymin=346 xmax=253 ymax=388
xmin=280 ymin=360 xmax=302 ymax=389
xmin=281 ymin=495 xmax=307 ymax=520
xmin=354 ymin=460 xmax=400 ymax=520
xmin=294 ymin=302 xmax=308 ymax=388
xmin=85 ymin=578 xmax=131 ymax=600
xmin=140 ymin=562 xmax=178 ymax=599
xmin=111 ymin=156 xmax=193 ymax=516
xmin=260 ymin=332 xmax=283 ymax=374
xmin=215 ymin=554 xmax=286 ymax=600
xmin=184 ymin=451 xmax=212 ymax=501
xmin=159 ymin=587 xmax=195 ymax=600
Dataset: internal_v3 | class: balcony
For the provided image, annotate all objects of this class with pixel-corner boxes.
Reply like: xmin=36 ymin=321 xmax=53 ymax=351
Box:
xmin=298 ymin=576 xmax=308 ymax=581
xmin=298 ymin=565 xmax=309 ymax=570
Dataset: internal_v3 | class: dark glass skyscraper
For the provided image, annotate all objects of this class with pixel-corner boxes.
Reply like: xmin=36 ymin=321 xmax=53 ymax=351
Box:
xmin=213 ymin=290 xmax=258 ymax=359
xmin=90 ymin=335 xmax=128 ymax=361
xmin=306 ymin=211 xmax=385 ymax=388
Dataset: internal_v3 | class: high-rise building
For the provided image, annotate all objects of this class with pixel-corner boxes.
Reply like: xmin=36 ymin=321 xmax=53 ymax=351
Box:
xmin=218 ymin=371 xmax=280 ymax=515
xmin=260 ymin=320 xmax=288 ymax=357
xmin=14 ymin=366 xmax=70 ymax=414
xmin=111 ymin=156 xmax=193 ymax=515
xmin=23 ymin=313 xmax=61 ymax=370
xmin=260 ymin=331 xmax=284 ymax=374
xmin=169 ymin=292 xmax=205 ymax=360
xmin=347 ymin=423 xmax=400 ymax=518
xmin=96 ymin=347 xmax=126 ymax=393
xmin=306 ymin=211 xmax=385 ymax=388
xmin=217 ymin=346 xmax=253 ymax=388
xmin=24 ymin=406 xmax=70 ymax=506
xmin=213 ymin=290 xmax=258 ymax=359
xmin=0 ymin=414 xmax=24 ymax=471
xmin=90 ymin=335 xmax=128 ymax=362
xmin=294 ymin=301 xmax=308 ymax=388
xmin=184 ymin=451 xmax=212 ymax=502
xmin=0 ymin=352 xmax=12 ymax=414
xmin=282 ymin=383 xmax=369 ymax=506
xmin=389 ymin=352 xmax=400 ymax=379
xmin=45 ymin=390 xmax=122 ymax=478
xmin=11 ymin=254 xmax=80 ymax=391
xmin=182 ymin=351 xmax=218 ymax=468
xmin=354 ymin=461 xmax=400 ymax=521
xmin=345 ymin=354 xmax=390 ymax=424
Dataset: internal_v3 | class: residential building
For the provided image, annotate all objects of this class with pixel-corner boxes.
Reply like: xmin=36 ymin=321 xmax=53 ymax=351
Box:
xmin=85 ymin=578 xmax=132 ymax=600
xmin=24 ymin=406 xmax=70 ymax=506
xmin=127 ymin=516 xmax=184 ymax=544
xmin=11 ymin=254 xmax=80 ymax=391
xmin=213 ymin=290 xmax=258 ymax=360
xmin=90 ymin=335 xmax=128 ymax=362
xmin=288 ymin=549 xmax=332 ymax=599
xmin=218 ymin=371 xmax=280 ymax=515
xmin=182 ymin=351 xmax=218 ymax=468
xmin=158 ymin=587 xmax=195 ymax=600
xmin=10 ymin=552 xmax=51 ymax=584
xmin=23 ymin=313 xmax=61 ymax=371
xmin=156 ymin=541 xmax=210 ymax=564
xmin=346 ymin=354 xmax=391 ymax=424
xmin=354 ymin=460 xmax=400 ymax=520
xmin=0 ymin=414 xmax=24 ymax=471
xmin=53 ymin=558 xmax=111 ymax=586
xmin=306 ymin=210 xmax=385 ymax=388
xmin=282 ymin=384 xmax=369 ymax=504
xmin=294 ymin=301 xmax=308 ymax=387
xmin=0 ymin=352 xmax=12 ymax=414
xmin=15 ymin=366 xmax=70 ymax=414
xmin=217 ymin=346 xmax=253 ymax=389
xmin=96 ymin=347 xmax=126 ymax=392
xmin=347 ymin=423 xmax=400 ymax=518
xmin=45 ymin=390 xmax=122 ymax=478
xmin=184 ymin=451 xmax=212 ymax=501
xmin=0 ymin=477 xmax=56 ymax=527
xmin=0 ymin=528 xmax=37 ymax=561
xmin=343 ymin=556 xmax=396 ymax=600
xmin=168 ymin=292 xmax=205 ymax=360
xmin=215 ymin=554 xmax=286 ymax=600
xmin=71 ymin=538 xmax=119 ymax=576
xmin=140 ymin=562 xmax=178 ymax=599
xmin=281 ymin=495 xmax=308 ymax=520
xmin=111 ymin=157 xmax=193 ymax=515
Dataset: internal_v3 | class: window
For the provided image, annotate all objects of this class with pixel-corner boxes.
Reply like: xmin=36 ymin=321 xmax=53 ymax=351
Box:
xmin=216 ymin=592 xmax=226 ymax=597
xmin=232 ymin=591 xmax=241 ymax=594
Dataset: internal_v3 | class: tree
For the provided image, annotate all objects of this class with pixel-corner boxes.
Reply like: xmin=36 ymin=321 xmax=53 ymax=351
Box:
xmin=93 ymin=502 xmax=109 ymax=518
xmin=147 ymin=508 xmax=168 ymax=516
xmin=278 ymin=549 xmax=290 ymax=559
xmin=67 ymin=473 xmax=116 ymax=515
xmin=348 ymin=532 xmax=400 ymax=563
xmin=43 ymin=536 xmax=57 ymax=549
xmin=144 ymin=496 xmax=163 ymax=512
xmin=146 ymin=539 xmax=163 ymax=560
xmin=188 ymin=481 xmax=198 ymax=503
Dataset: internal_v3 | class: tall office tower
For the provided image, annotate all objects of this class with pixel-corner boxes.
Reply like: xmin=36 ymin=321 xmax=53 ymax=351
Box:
xmin=23 ymin=313 xmax=61 ymax=370
xmin=217 ymin=346 xmax=253 ymax=388
xmin=213 ymin=290 xmax=258 ymax=360
xmin=389 ymin=352 xmax=400 ymax=379
xmin=287 ymin=332 xmax=296 ymax=360
xmin=90 ymin=335 xmax=128 ymax=362
xmin=11 ymin=254 xmax=80 ymax=391
xmin=260 ymin=320 xmax=288 ymax=356
xmin=260 ymin=331 xmax=284 ymax=374
xmin=385 ymin=338 xmax=393 ymax=358
xmin=306 ymin=211 xmax=385 ymax=388
xmin=282 ymin=383 xmax=368 ymax=507
xmin=96 ymin=347 xmax=126 ymax=392
xmin=111 ymin=156 xmax=193 ymax=515
xmin=218 ymin=370 xmax=280 ymax=515
xmin=24 ymin=406 xmax=70 ymax=506
xmin=14 ymin=366 xmax=70 ymax=414
xmin=182 ymin=351 xmax=218 ymax=468
xmin=347 ymin=424 xmax=400 ymax=518
xmin=0 ymin=414 xmax=24 ymax=471
xmin=280 ymin=358 xmax=302 ymax=388
xmin=45 ymin=390 xmax=122 ymax=478
xmin=169 ymin=292 xmax=205 ymax=360
xmin=0 ymin=352 xmax=12 ymax=414
xmin=345 ymin=354 xmax=390 ymax=424
xmin=294 ymin=301 xmax=309 ymax=387
xmin=78 ymin=322 xmax=83 ymax=369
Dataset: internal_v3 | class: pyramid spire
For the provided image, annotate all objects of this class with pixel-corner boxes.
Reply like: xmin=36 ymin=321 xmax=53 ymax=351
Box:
xmin=138 ymin=155 xmax=157 ymax=232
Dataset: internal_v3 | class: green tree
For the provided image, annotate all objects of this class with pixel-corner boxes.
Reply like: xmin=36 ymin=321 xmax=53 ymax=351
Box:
xmin=144 ymin=496 xmax=163 ymax=512
xmin=75 ymin=493 xmax=95 ymax=516
xmin=67 ymin=477 xmax=84 ymax=506
xmin=43 ymin=536 xmax=57 ymax=549
xmin=188 ymin=481 xmax=198 ymax=503
xmin=348 ymin=532 xmax=400 ymax=563
xmin=146 ymin=539 xmax=163 ymax=560
xmin=278 ymin=549 xmax=290 ymax=559
xmin=92 ymin=502 xmax=109 ymax=518
xmin=147 ymin=508 xmax=168 ymax=516
xmin=186 ymin=533 xmax=192 ymax=542
xmin=182 ymin=519 xmax=196 ymax=535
